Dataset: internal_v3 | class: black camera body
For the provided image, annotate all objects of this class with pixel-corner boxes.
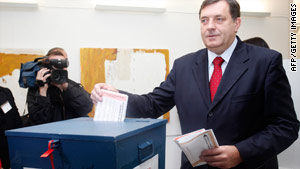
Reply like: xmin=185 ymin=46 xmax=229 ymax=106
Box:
xmin=41 ymin=58 xmax=69 ymax=84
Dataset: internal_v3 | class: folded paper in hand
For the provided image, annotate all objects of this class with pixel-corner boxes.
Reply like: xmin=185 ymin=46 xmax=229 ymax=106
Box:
xmin=93 ymin=90 xmax=128 ymax=122
xmin=174 ymin=129 xmax=219 ymax=167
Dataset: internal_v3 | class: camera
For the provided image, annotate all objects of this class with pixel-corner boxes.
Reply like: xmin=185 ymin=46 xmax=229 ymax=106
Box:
xmin=40 ymin=58 xmax=69 ymax=84
xmin=19 ymin=56 xmax=69 ymax=88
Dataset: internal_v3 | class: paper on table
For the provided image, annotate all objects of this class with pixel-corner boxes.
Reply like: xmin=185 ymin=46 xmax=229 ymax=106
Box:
xmin=93 ymin=90 xmax=128 ymax=122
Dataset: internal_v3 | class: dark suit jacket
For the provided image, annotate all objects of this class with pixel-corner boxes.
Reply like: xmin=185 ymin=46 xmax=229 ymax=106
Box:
xmin=0 ymin=87 xmax=23 ymax=168
xmin=124 ymin=37 xmax=299 ymax=169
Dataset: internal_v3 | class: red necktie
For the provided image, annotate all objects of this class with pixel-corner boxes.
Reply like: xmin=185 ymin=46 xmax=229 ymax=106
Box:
xmin=210 ymin=57 xmax=224 ymax=101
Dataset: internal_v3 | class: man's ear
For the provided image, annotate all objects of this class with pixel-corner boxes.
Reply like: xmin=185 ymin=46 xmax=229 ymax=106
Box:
xmin=234 ymin=17 xmax=241 ymax=33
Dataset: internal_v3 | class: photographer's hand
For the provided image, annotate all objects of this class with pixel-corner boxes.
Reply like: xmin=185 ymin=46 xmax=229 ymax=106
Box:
xmin=36 ymin=68 xmax=51 ymax=96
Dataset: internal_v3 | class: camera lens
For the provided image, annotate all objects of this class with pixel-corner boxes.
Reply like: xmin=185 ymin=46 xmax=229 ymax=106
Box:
xmin=51 ymin=70 xmax=68 ymax=84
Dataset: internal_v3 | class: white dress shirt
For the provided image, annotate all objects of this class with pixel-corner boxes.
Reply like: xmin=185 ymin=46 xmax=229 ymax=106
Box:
xmin=208 ymin=37 xmax=238 ymax=81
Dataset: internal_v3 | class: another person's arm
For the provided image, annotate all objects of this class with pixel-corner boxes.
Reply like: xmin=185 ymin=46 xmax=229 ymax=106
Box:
xmin=27 ymin=68 xmax=53 ymax=125
xmin=62 ymin=80 xmax=93 ymax=116
xmin=27 ymin=87 xmax=52 ymax=125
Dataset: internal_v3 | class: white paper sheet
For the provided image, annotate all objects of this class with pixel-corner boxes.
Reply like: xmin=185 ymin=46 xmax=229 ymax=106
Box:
xmin=94 ymin=89 xmax=128 ymax=122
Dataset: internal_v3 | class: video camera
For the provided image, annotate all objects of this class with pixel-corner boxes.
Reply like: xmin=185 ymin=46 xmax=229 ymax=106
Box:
xmin=18 ymin=56 xmax=69 ymax=88
xmin=40 ymin=58 xmax=69 ymax=84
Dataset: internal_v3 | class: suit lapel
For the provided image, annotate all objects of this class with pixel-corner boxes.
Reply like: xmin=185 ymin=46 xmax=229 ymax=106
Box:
xmin=192 ymin=50 xmax=211 ymax=109
xmin=209 ymin=41 xmax=249 ymax=110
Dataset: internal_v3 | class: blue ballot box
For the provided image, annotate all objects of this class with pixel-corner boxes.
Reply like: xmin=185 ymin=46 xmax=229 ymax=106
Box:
xmin=5 ymin=117 xmax=167 ymax=169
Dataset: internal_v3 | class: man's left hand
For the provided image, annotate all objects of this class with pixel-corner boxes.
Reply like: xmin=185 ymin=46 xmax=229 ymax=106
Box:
xmin=200 ymin=145 xmax=242 ymax=169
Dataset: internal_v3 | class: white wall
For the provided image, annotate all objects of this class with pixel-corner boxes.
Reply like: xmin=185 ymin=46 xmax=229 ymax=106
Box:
xmin=0 ymin=0 xmax=299 ymax=168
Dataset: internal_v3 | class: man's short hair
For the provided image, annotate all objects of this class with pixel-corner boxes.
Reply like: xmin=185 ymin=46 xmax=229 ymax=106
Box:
xmin=199 ymin=0 xmax=240 ymax=21
xmin=46 ymin=47 xmax=67 ymax=58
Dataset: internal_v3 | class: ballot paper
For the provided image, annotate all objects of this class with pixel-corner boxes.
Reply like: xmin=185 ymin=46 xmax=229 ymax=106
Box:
xmin=173 ymin=129 xmax=219 ymax=167
xmin=94 ymin=90 xmax=128 ymax=122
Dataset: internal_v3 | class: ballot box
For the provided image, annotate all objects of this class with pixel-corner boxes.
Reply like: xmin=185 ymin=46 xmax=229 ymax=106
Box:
xmin=6 ymin=117 xmax=167 ymax=169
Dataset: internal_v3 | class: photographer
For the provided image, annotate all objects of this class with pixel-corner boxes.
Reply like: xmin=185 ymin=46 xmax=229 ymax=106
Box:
xmin=26 ymin=47 xmax=93 ymax=125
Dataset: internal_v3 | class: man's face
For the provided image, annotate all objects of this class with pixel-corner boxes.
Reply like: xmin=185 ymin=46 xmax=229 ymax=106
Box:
xmin=200 ymin=1 xmax=241 ymax=55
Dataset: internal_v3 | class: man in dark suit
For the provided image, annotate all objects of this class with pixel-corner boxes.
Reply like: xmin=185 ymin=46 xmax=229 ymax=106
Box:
xmin=90 ymin=0 xmax=299 ymax=168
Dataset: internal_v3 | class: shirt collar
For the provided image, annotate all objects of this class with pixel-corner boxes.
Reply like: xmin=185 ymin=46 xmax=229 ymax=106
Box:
xmin=208 ymin=37 xmax=238 ymax=65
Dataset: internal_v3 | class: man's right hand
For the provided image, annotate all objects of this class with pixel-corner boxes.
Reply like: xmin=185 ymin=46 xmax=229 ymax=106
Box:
xmin=90 ymin=83 xmax=119 ymax=104
xmin=36 ymin=68 xmax=51 ymax=96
